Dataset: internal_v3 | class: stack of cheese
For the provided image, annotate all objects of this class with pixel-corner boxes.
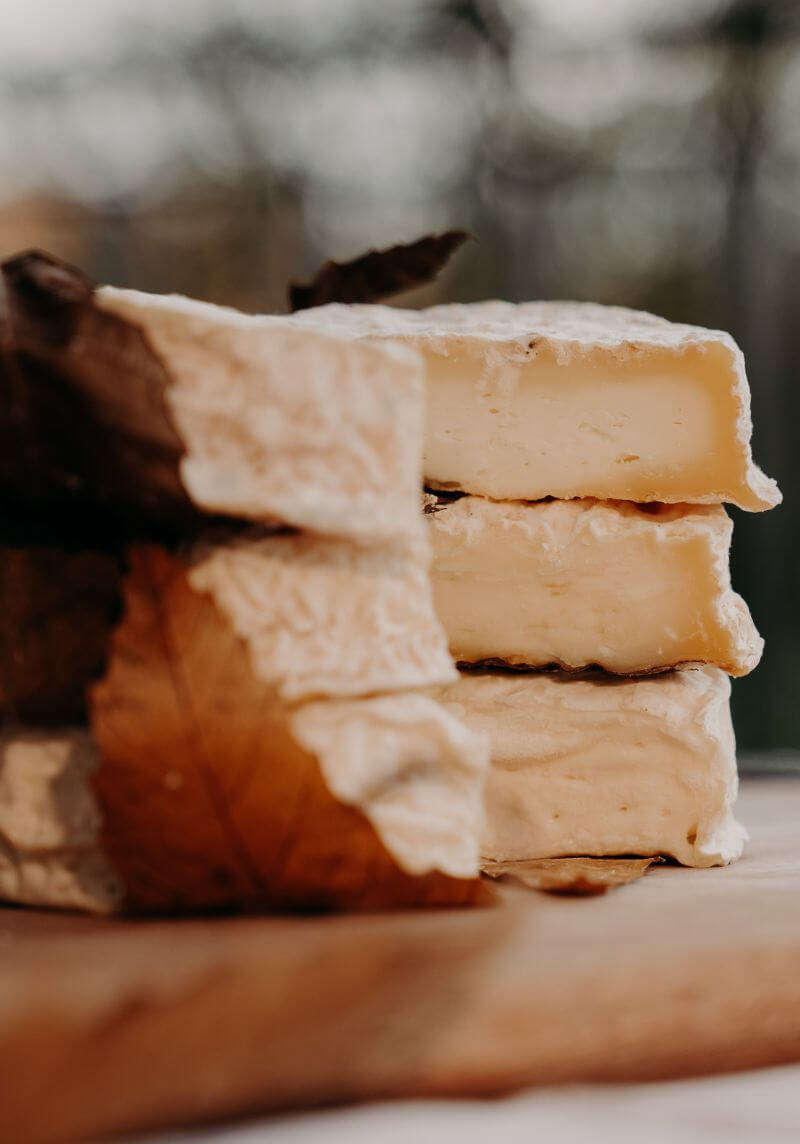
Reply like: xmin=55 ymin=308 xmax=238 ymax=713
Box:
xmin=294 ymin=301 xmax=781 ymax=868
xmin=0 ymin=274 xmax=489 ymax=913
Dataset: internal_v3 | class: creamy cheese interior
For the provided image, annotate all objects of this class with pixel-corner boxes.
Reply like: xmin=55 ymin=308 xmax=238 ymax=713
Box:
xmin=290 ymin=300 xmax=780 ymax=511
xmin=428 ymin=496 xmax=762 ymax=676
xmin=423 ymin=341 xmax=775 ymax=510
xmin=432 ymin=666 xmax=746 ymax=868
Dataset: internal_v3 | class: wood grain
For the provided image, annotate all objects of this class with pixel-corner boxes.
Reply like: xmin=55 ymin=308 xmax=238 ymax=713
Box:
xmin=0 ymin=778 xmax=798 ymax=1144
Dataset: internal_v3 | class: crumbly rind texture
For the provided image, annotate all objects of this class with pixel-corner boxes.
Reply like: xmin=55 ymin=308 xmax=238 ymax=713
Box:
xmin=432 ymin=665 xmax=746 ymax=868
xmin=91 ymin=546 xmax=490 ymax=912
xmin=291 ymin=694 xmax=488 ymax=880
xmin=97 ymin=287 xmax=428 ymax=545
xmin=188 ymin=529 xmax=456 ymax=701
xmin=0 ymin=729 xmax=123 ymax=912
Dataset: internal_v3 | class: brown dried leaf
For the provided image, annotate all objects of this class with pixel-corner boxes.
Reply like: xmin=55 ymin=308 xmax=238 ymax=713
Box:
xmin=90 ymin=546 xmax=489 ymax=914
xmin=0 ymin=249 xmax=195 ymax=529
xmin=288 ymin=230 xmax=471 ymax=311
xmin=481 ymin=856 xmax=662 ymax=896
xmin=422 ymin=489 xmax=467 ymax=515
xmin=0 ymin=543 xmax=122 ymax=725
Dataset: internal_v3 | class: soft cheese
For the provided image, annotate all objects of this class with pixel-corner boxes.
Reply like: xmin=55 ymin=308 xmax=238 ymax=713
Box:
xmin=0 ymin=729 xmax=122 ymax=912
xmin=0 ymin=699 xmax=488 ymax=913
xmin=427 ymin=495 xmax=762 ymax=676
xmin=97 ymin=287 xmax=427 ymax=545
xmin=291 ymin=692 xmax=489 ymax=879
xmin=188 ymin=529 xmax=456 ymax=701
xmin=292 ymin=301 xmax=780 ymax=511
xmin=432 ymin=666 xmax=746 ymax=868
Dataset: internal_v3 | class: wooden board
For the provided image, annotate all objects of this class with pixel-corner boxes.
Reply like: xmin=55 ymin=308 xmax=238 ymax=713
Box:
xmin=1 ymin=777 xmax=799 ymax=1144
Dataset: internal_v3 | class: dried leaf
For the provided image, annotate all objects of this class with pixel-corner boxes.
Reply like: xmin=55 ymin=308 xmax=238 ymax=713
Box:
xmin=288 ymin=230 xmax=471 ymax=311
xmin=422 ymin=489 xmax=467 ymax=515
xmin=0 ymin=249 xmax=195 ymax=530
xmin=91 ymin=546 xmax=490 ymax=913
xmin=0 ymin=543 xmax=122 ymax=725
xmin=481 ymin=856 xmax=662 ymax=896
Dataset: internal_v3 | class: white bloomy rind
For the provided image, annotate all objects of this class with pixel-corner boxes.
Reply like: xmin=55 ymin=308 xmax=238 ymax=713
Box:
xmin=0 ymin=729 xmax=123 ymax=912
xmin=432 ymin=665 xmax=746 ymax=868
xmin=291 ymin=693 xmax=489 ymax=879
xmin=97 ymin=287 xmax=428 ymax=545
xmin=0 ymin=703 xmax=489 ymax=911
xmin=188 ymin=529 xmax=456 ymax=702
xmin=292 ymin=300 xmax=781 ymax=511
xmin=427 ymin=495 xmax=763 ymax=676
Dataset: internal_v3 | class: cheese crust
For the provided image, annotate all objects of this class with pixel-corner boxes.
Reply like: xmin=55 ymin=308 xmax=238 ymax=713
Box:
xmin=98 ymin=287 xmax=428 ymax=545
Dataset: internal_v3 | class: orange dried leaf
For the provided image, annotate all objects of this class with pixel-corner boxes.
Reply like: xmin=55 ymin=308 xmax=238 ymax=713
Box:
xmin=91 ymin=546 xmax=489 ymax=913
xmin=481 ymin=856 xmax=662 ymax=896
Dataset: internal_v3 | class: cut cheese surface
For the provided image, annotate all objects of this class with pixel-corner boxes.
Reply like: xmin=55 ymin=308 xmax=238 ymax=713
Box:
xmin=427 ymin=494 xmax=762 ymax=676
xmin=292 ymin=300 xmax=780 ymax=511
xmin=188 ymin=529 xmax=456 ymax=702
xmin=0 ymin=729 xmax=122 ymax=912
xmin=97 ymin=287 xmax=427 ymax=545
xmin=432 ymin=666 xmax=746 ymax=868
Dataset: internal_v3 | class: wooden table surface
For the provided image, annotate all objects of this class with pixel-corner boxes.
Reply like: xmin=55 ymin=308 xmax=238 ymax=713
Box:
xmin=156 ymin=1064 xmax=800 ymax=1144
xmin=1 ymin=777 xmax=798 ymax=1144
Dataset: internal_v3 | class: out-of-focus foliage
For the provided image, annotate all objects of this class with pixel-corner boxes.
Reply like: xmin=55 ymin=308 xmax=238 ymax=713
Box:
xmin=1 ymin=0 xmax=798 ymax=752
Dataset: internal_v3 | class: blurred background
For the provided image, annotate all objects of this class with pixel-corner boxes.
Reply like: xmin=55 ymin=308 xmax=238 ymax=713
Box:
xmin=0 ymin=0 xmax=797 ymax=758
